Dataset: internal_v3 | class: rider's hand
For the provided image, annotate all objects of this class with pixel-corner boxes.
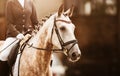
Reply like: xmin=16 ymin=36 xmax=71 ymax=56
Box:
xmin=16 ymin=33 xmax=24 ymax=40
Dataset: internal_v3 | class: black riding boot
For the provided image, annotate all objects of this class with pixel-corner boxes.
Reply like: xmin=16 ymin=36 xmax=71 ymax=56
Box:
xmin=0 ymin=60 xmax=10 ymax=76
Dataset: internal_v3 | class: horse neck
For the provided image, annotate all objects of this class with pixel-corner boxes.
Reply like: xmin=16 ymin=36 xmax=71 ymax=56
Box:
xmin=19 ymin=16 xmax=55 ymax=76
xmin=30 ymin=14 xmax=54 ymax=61
xmin=32 ymin=15 xmax=55 ymax=48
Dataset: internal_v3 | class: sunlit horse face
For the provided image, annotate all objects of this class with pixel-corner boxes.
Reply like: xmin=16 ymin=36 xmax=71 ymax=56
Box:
xmin=52 ymin=5 xmax=81 ymax=62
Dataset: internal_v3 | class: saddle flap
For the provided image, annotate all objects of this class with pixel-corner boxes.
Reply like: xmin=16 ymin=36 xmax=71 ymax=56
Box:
xmin=8 ymin=42 xmax=20 ymax=67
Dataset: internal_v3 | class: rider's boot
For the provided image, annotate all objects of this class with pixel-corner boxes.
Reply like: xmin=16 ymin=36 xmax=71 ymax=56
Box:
xmin=0 ymin=60 xmax=10 ymax=76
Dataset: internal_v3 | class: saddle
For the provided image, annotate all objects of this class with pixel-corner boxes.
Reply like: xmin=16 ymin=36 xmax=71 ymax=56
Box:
xmin=8 ymin=34 xmax=31 ymax=66
xmin=0 ymin=34 xmax=31 ymax=76
xmin=0 ymin=41 xmax=19 ymax=76
xmin=7 ymin=34 xmax=31 ymax=75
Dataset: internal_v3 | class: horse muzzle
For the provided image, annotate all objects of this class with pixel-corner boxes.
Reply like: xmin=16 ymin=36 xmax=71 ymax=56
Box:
xmin=68 ymin=51 xmax=81 ymax=62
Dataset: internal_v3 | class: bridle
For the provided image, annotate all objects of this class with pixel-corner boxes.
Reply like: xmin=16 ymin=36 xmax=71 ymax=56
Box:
xmin=51 ymin=18 xmax=78 ymax=56
xmin=26 ymin=17 xmax=78 ymax=56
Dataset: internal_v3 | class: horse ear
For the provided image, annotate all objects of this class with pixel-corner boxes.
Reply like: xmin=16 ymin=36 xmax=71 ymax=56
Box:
xmin=64 ymin=5 xmax=74 ymax=17
xmin=58 ymin=4 xmax=64 ymax=17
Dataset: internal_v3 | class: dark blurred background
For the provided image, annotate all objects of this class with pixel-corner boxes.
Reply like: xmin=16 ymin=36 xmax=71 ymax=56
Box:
xmin=64 ymin=0 xmax=120 ymax=76
xmin=0 ymin=0 xmax=120 ymax=76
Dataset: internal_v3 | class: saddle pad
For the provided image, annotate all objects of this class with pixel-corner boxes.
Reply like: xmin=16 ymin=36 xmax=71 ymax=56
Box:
xmin=0 ymin=41 xmax=4 ymax=53
xmin=0 ymin=41 xmax=4 ymax=46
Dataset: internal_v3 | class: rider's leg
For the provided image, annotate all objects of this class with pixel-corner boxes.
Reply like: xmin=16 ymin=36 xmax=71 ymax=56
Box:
xmin=0 ymin=37 xmax=19 ymax=61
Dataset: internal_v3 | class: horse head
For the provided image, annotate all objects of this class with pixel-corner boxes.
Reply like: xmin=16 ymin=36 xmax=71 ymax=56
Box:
xmin=50 ymin=4 xmax=81 ymax=62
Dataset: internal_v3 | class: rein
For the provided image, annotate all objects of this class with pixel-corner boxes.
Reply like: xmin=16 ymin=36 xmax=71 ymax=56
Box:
xmin=24 ymin=17 xmax=78 ymax=56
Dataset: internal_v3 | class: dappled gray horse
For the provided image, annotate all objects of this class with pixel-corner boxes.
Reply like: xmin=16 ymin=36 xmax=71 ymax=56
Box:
xmin=0 ymin=4 xmax=81 ymax=76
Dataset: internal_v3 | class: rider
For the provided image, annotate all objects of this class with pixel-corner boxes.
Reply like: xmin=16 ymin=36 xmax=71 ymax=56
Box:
xmin=0 ymin=0 xmax=38 ymax=75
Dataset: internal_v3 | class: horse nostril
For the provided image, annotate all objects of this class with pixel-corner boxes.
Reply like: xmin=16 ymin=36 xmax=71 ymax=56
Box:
xmin=72 ymin=52 xmax=76 ymax=58
xmin=78 ymin=53 xmax=81 ymax=57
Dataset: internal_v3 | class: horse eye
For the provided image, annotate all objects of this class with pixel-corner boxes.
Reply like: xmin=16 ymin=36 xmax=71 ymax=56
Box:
xmin=60 ymin=26 xmax=66 ymax=31
xmin=63 ymin=14 xmax=67 ymax=16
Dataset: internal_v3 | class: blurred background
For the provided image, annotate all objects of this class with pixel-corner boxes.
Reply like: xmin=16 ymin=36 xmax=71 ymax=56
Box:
xmin=0 ymin=0 xmax=120 ymax=76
